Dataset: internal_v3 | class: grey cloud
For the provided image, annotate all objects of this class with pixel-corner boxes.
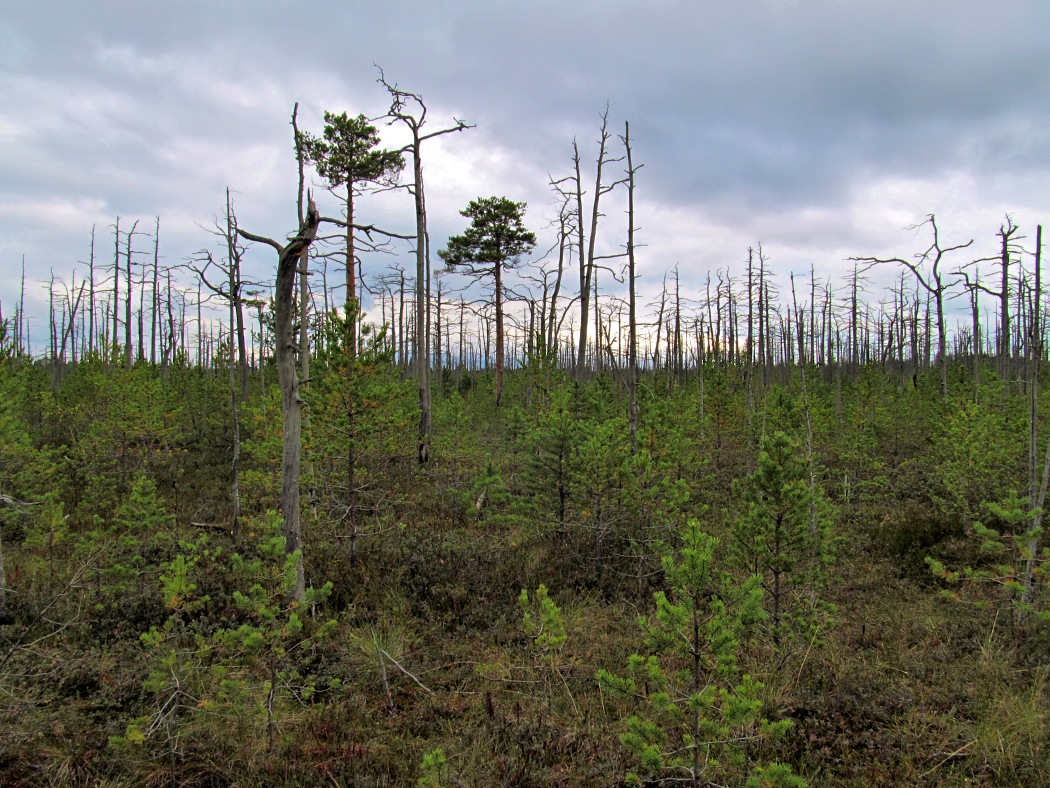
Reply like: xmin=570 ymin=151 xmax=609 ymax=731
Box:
xmin=4 ymin=0 xmax=1050 ymax=338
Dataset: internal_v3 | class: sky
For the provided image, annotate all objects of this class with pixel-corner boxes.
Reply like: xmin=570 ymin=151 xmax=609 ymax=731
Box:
xmin=3 ymin=0 xmax=1050 ymax=353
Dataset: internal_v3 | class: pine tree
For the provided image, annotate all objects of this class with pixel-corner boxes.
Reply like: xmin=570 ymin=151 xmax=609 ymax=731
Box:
xmin=599 ymin=518 xmax=798 ymax=787
xmin=78 ymin=473 xmax=176 ymax=606
xmin=732 ymin=431 xmax=834 ymax=653
xmin=299 ymin=112 xmax=403 ymax=359
xmin=308 ymin=310 xmax=413 ymax=569
xmin=440 ymin=197 xmax=536 ymax=407
xmin=116 ymin=512 xmax=336 ymax=763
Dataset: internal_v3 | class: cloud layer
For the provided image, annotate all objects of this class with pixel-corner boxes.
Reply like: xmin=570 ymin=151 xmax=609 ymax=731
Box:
xmin=3 ymin=1 xmax=1049 ymax=344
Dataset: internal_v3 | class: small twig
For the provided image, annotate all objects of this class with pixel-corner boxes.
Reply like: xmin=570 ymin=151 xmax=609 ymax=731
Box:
xmin=0 ymin=494 xmax=41 ymax=509
xmin=189 ymin=522 xmax=228 ymax=531
xmin=919 ymin=740 xmax=976 ymax=779
xmin=373 ymin=633 xmax=395 ymax=712
xmin=380 ymin=648 xmax=433 ymax=694
xmin=794 ymin=627 xmax=821 ymax=689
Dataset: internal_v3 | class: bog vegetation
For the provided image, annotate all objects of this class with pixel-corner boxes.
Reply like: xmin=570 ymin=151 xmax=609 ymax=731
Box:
xmin=1 ymin=86 xmax=1049 ymax=786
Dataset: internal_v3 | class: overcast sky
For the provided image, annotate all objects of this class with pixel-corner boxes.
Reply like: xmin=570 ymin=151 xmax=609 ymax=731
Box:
xmin=3 ymin=0 xmax=1050 ymax=350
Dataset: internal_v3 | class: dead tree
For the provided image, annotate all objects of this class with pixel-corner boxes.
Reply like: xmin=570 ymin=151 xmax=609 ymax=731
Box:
xmin=622 ymin=121 xmax=641 ymax=450
xmin=192 ymin=190 xmax=262 ymax=541
xmin=967 ymin=217 xmax=1024 ymax=386
xmin=852 ymin=215 xmax=972 ymax=400
xmin=550 ymin=109 xmax=622 ymax=377
xmin=192 ymin=191 xmax=255 ymax=399
xmin=954 ymin=268 xmax=985 ymax=401
xmin=124 ymin=219 xmax=141 ymax=369
xmin=85 ymin=226 xmax=96 ymax=357
xmin=292 ymin=105 xmax=313 ymax=385
xmin=237 ymin=197 xmax=321 ymax=603
xmin=1022 ymin=225 xmax=1044 ymax=615
xmin=378 ymin=69 xmax=471 ymax=463
xmin=111 ymin=217 xmax=120 ymax=365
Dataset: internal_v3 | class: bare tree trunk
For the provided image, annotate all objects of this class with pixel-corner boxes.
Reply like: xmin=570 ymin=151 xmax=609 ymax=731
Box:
xmin=346 ymin=182 xmax=358 ymax=358
xmin=299 ymin=260 xmax=311 ymax=380
xmin=112 ymin=217 xmax=120 ymax=366
xmin=378 ymin=75 xmax=470 ymax=461
xmin=574 ymin=110 xmax=614 ymax=376
xmin=824 ymin=282 xmax=835 ymax=378
xmin=238 ymin=199 xmax=321 ymax=603
xmin=746 ymin=248 xmax=755 ymax=412
xmin=399 ymin=271 xmax=406 ymax=369
xmin=964 ymin=272 xmax=981 ymax=401
xmin=757 ymin=249 xmax=766 ymax=388
xmin=88 ymin=227 xmax=96 ymax=357
xmin=291 ymin=103 xmax=311 ymax=385
xmin=1023 ymin=225 xmax=1043 ymax=613
xmin=791 ymin=272 xmax=805 ymax=365
xmin=48 ymin=273 xmax=57 ymax=363
xmin=125 ymin=219 xmax=138 ymax=369
xmin=225 ymin=325 xmax=242 ymax=545
xmin=435 ymin=276 xmax=443 ymax=387
xmin=1001 ymin=219 xmax=1016 ymax=382
xmin=547 ymin=203 xmax=568 ymax=353
xmin=573 ymin=141 xmax=588 ymax=375
xmin=850 ymin=262 xmax=860 ymax=377
xmin=807 ymin=264 xmax=816 ymax=367
xmin=151 ymin=218 xmax=159 ymax=365
xmin=15 ymin=258 xmax=25 ymax=355
xmin=623 ymin=121 xmax=639 ymax=451
xmin=163 ymin=270 xmax=174 ymax=378
xmin=923 ymin=293 xmax=932 ymax=374
xmin=413 ymin=147 xmax=431 ymax=461
xmin=935 ymin=286 xmax=947 ymax=399
xmin=137 ymin=255 xmax=145 ymax=364
xmin=227 ymin=200 xmax=242 ymax=543
xmin=196 ymin=281 xmax=203 ymax=367
xmin=458 ymin=296 xmax=465 ymax=382
xmin=653 ymin=275 xmax=666 ymax=370
xmin=215 ymin=196 xmax=250 ymax=400
xmin=57 ymin=280 xmax=85 ymax=372
xmin=495 ymin=259 xmax=505 ymax=406
xmin=713 ymin=274 xmax=723 ymax=369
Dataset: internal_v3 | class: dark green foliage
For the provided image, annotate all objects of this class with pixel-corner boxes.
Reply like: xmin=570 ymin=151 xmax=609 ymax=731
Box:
xmin=74 ymin=474 xmax=176 ymax=629
xmin=300 ymin=111 xmax=404 ymax=192
xmin=112 ymin=511 xmax=336 ymax=772
xmin=927 ymin=493 xmax=1050 ymax=626
xmin=438 ymin=196 xmax=537 ymax=273
xmin=929 ymin=397 xmax=1026 ymax=524
xmin=598 ymin=518 xmax=797 ymax=786
xmin=731 ymin=431 xmax=835 ymax=651
xmin=519 ymin=384 xmax=578 ymax=526
xmin=2 ymin=349 xmax=1049 ymax=786
xmin=306 ymin=312 xmax=414 ymax=573
xmin=440 ymin=197 xmax=536 ymax=408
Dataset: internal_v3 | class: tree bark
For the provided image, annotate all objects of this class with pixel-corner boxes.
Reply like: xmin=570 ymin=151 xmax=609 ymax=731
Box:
xmin=623 ymin=121 xmax=639 ymax=452
xmin=412 ymin=143 xmax=432 ymax=462
xmin=1023 ymin=225 xmax=1043 ymax=613
xmin=112 ymin=217 xmax=120 ymax=366
xmin=346 ymin=183 xmax=357 ymax=358
xmin=377 ymin=74 xmax=471 ymax=460
xmin=851 ymin=215 xmax=971 ymax=401
xmin=495 ymin=259 xmax=504 ymax=406
xmin=238 ymin=198 xmax=320 ymax=603
xmin=573 ymin=111 xmax=614 ymax=376
xmin=125 ymin=219 xmax=138 ymax=369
